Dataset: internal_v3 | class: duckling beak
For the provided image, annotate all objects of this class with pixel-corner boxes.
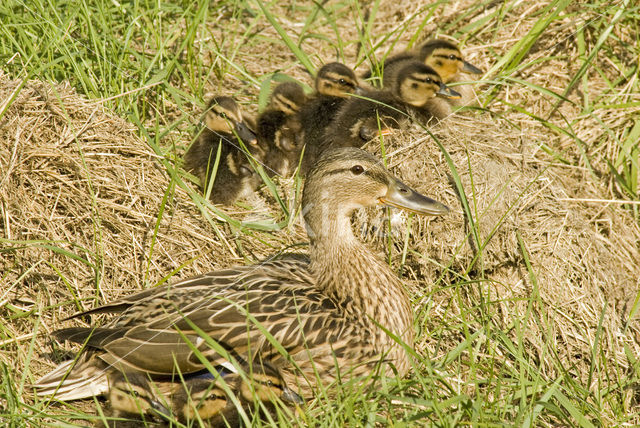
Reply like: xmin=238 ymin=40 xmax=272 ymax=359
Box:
xmin=462 ymin=60 xmax=484 ymax=75
xmin=150 ymin=399 xmax=171 ymax=419
xmin=380 ymin=179 xmax=449 ymax=216
xmin=378 ymin=127 xmax=392 ymax=137
xmin=234 ymin=121 xmax=258 ymax=146
xmin=437 ymin=83 xmax=461 ymax=99
xmin=281 ymin=386 xmax=304 ymax=405
xmin=354 ymin=86 xmax=367 ymax=96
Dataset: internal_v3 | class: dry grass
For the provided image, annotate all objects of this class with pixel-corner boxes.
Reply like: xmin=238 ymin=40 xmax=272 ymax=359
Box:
xmin=1 ymin=0 xmax=639 ymax=425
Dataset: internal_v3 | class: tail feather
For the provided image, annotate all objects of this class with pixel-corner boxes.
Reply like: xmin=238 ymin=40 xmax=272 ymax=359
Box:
xmin=33 ymin=357 xmax=110 ymax=401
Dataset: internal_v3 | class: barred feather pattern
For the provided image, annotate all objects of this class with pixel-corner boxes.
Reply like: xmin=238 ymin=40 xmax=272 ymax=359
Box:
xmin=35 ymin=148 xmax=421 ymax=401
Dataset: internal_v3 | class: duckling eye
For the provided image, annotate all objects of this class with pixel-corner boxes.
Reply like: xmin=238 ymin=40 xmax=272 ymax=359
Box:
xmin=351 ymin=165 xmax=364 ymax=175
xmin=425 ymin=78 xmax=432 ymax=84
xmin=338 ymin=78 xmax=347 ymax=85
xmin=449 ymin=54 xmax=457 ymax=60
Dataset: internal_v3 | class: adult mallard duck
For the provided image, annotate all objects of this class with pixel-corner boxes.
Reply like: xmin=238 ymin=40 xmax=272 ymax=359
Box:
xmin=34 ymin=147 xmax=449 ymax=400
xmin=298 ymin=62 xmax=363 ymax=174
xmin=256 ymin=81 xmax=307 ymax=178
xmin=184 ymin=96 xmax=263 ymax=205
xmin=170 ymin=360 xmax=302 ymax=426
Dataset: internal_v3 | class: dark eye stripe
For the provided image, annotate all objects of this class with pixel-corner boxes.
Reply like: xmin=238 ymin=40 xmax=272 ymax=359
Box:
xmin=435 ymin=54 xmax=462 ymax=61
xmin=254 ymin=376 xmax=283 ymax=390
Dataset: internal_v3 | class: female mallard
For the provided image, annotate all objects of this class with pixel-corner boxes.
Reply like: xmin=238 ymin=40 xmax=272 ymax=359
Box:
xmin=256 ymin=81 xmax=307 ymax=177
xmin=171 ymin=360 xmax=302 ymax=426
xmin=298 ymin=62 xmax=363 ymax=174
xmin=184 ymin=96 xmax=263 ymax=205
xmin=34 ymin=147 xmax=448 ymax=400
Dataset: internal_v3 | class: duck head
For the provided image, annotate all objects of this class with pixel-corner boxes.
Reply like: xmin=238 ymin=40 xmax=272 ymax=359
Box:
xmin=394 ymin=61 xmax=461 ymax=107
xmin=204 ymin=96 xmax=258 ymax=146
xmin=269 ymin=81 xmax=307 ymax=115
xmin=108 ymin=371 xmax=170 ymax=419
xmin=315 ymin=62 xmax=363 ymax=98
xmin=418 ymin=39 xmax=484 ymax=83
xmin=237 ymin=361 xmax=303 ymax=406
xmin=303 ymin=148 xmax=448 ymax=240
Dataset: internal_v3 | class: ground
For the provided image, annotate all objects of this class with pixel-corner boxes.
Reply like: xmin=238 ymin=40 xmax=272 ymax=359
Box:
xmin=0 ymin=0 xmax=639 ymax=426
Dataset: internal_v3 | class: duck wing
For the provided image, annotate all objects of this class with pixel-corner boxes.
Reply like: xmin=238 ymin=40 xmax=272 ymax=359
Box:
xmin=51 ymin=257 xmax=370 ymax=378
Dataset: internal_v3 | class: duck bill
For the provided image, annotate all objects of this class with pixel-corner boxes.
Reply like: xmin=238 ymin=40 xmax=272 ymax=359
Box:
xmin=462 ymin=60 xmax=483 ymax=75
xmin=378 ymin=127 xmax=392 ymax=137
xmin=281 ymin=386 xmax=304 ymax=405
xmin=234 ymin=121 xmax=258 ymax=145
xmin=150 ymin=399 xmax=171 ymax=419
xmin=380 ymin=178 xmax=449 ymax=216
xmin=354 ymin=86 xmax=367 ymax=96
xmin=437 ymin=83 xmax=461 ymax=99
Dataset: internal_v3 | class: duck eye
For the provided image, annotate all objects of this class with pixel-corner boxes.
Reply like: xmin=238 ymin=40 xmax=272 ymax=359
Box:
xmin=425 ymin=78 xmax=432 ymax=84
xmin=351 ymin=165 xmax=364 ymax=175
xmin=338 ymin=78 xmax=347 ymax=85
xmin=449 ymin=54 xmax=456 ymax=60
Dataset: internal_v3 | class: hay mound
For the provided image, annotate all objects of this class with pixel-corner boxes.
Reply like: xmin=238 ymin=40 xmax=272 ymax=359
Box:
xmin=365 ymin=112 xmax=640 ymax=380
xmin=0 ymin=72 xmax=296 ymax=374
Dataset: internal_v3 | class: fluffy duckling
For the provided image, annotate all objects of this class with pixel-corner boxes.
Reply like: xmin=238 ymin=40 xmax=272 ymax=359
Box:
xmin=317 ymin=61 xmax=459 ymax=156
xmin=184 ymin=96 xmax=263 ymax=205
xmin=366 ymin=38 xmax=483 ymax=85
xmin=34 ymin=148 xmax=449 ymax=401
xmin=172 ymin=362 xmax=302 ymax=426
xmin=384 ymin=39 xmax=483 ymax=83
xmin=256 ymin=81 xmax=307 ymax=177
xmin=105 ymin=371 xmax=169 ymax=427
xmin=298 ymin=62 xmax=363 ymax=174
xmin=383 ymin=60 xmax=462 ymax=122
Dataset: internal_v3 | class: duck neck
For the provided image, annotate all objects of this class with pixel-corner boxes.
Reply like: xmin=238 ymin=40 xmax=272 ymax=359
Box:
xmin=306 ymin=208 xmax=414 ymax=355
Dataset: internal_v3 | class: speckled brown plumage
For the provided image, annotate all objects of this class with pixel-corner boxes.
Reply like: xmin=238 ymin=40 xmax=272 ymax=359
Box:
xmin=34 ymin=148 xmax=449 ymax=402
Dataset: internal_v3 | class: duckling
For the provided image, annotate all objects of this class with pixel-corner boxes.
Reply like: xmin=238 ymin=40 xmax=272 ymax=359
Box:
xmin=298 ymin=62 xmax=363 ymax=174
xmin=35 ymin=147 xmax=449 ymax=401
xmin=317 ymin=62 xmax=459 ymax=156
xmin=383 ymin=60 xmax=462 ymax=122
xmin=366 ymin=38 xmax=483 ymax=86
xmin=256 ymin=81 xmax=307 ymax=177
xmin=320 ymin=97 xmax=399 ymax=153
xmin=184 ymin=96 xmax=263 ymax=205
xmin=106 ymin=371 xmax=169 ymax=427
xmin=172 ymin=361 xmax=302 ymax=426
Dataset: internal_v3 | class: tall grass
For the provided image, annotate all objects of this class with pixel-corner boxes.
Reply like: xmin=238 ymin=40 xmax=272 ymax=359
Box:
xmin=1 ymin=0 xmax=639 ymax=426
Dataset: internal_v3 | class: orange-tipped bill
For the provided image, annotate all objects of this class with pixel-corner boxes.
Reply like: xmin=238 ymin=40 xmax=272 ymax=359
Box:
xmin=234 ymin=121 xmax=258 ymax=145
xmin=378 ymin=127 xmax=393 ymax=137
xmin=380 ymin=178 xmax=449 ymax=216
xmin=437 ymin=83 xmax=461 ymax=99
